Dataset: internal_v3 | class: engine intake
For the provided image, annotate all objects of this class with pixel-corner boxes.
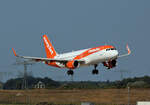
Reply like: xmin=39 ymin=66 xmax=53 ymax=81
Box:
xmin=66 ymin=60 xmax=79 ymax=69
xmin=103 ymin=59 xmax=117 ymax=69
xmin=111 ymin=60 xmax=116 ymax=67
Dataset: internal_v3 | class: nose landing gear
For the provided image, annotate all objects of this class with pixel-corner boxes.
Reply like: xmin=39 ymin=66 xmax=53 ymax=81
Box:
xmin=92 ymin=64 xmax=99 ymax=75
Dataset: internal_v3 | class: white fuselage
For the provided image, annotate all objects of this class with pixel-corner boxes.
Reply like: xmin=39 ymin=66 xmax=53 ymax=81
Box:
xmin=54 ymin=47 xmax=119 ymax=68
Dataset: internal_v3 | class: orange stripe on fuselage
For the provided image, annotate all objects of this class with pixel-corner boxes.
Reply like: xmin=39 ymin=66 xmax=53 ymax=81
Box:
xmin=74 ymin=45 xmax=114 ymax=60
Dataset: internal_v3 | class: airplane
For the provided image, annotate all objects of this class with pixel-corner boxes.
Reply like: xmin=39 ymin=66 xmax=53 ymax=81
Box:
xmin=12 ymin=34 xmax=131 ymax=75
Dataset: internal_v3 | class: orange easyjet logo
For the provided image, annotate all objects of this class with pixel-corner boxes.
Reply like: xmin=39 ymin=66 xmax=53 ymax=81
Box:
xmin=43 ymin=37 xmax=54 ymax=54
xmin=74 ymin=45 xmax=114 ymax=60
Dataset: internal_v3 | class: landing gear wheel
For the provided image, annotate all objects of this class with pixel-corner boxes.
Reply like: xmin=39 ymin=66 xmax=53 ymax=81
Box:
xmin=67 ymin=70 xmax=74 ymax=75
xmin=92 ymin=69 xmax=95 ymax=74
xmin=95 ymin=69 xmax=98 ymax=74
xmin=92 ymin=64 xmax=99 ymax=75
xmin=92 ymin=69 xmax=99 ymax=75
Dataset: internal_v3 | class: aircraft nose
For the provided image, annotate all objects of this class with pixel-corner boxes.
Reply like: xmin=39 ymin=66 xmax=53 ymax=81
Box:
xmin=114 ymin=50 xmax=119 ymax=58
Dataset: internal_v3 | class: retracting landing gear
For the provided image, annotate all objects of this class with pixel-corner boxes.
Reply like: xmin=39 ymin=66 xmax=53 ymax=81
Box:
xmin=67 ymin=70 xmax=74 ymax=75
xmin=92 ymin=64 xmax=99 ymax=75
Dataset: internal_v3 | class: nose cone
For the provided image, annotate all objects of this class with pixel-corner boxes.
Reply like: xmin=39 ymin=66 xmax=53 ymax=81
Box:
xmin=114 ymin=50 xmax=119 ymax=58
xmin=105 ymin=49 xmax=119 ymax=60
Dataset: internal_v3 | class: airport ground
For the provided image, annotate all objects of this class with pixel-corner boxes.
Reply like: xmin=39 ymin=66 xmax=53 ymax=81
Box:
xmin=0 ymin=89 xmax=150 ymax=105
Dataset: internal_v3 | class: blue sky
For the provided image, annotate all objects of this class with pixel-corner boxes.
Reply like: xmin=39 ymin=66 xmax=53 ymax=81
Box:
xmin=0 ymin=0 xmax=150 ymax=82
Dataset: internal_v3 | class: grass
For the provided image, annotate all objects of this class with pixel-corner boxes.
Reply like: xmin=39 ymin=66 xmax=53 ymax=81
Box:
xmin=0 ymin=89 xmax=150 ymax=105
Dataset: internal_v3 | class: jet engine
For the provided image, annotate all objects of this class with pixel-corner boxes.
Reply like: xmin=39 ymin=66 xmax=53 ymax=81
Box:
xmin=111 ymin=59 xmax=117 ymax=67
xmin=103 ymin=59 xmax=117 ymax=69
xmin=66 ymin=60 xmax=79 ymax=69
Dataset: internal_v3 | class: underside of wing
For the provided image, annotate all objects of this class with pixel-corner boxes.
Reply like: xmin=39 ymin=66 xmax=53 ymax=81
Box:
xmin=21 ymin=56 xmax=85 ymax=64
xmin=12 ymin=48 xmax=85 ymax=64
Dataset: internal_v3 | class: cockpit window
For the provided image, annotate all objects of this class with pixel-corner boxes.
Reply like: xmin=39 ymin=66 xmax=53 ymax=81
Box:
xmin=106 ymin=48 xmax=116 ymax=51
xmin=111 ymin=48 xmax=116 ymax=50
xmin=106 ymin=48 xmax=111 ymax=51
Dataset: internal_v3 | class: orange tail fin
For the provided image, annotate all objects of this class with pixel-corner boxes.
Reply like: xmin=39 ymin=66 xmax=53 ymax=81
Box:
xmin=43 ymin=35 xmax=57 ymax=58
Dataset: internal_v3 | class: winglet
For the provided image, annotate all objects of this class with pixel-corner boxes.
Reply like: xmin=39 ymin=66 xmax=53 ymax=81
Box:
xmin=118 ymin=44 xmax=131 ymax=58
xmin=12 ymin=48 xmax=18 ymax=57
xmin=126 ymin=44 xmax=131 ymax=55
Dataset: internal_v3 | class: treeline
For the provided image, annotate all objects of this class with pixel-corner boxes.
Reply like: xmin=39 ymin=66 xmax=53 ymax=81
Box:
xmin=3 ymin=76 xmax=60 ymax=89
xmin=60 ymin=76 xmax=150 ymax=89
xmin=3 ymin=75 xmax=150 ymax=89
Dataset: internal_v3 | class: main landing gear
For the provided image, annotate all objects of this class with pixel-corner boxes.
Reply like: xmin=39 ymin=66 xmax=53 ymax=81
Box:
xmin=92 ymin=64 xmax=99 ymax=75
xmin=67 ymin=70 xmax=74 ymax=81
xmin=67 ymin=70 xmax=74 ymax=75
xmin=67 ymin=64 xmax=100 ymax=75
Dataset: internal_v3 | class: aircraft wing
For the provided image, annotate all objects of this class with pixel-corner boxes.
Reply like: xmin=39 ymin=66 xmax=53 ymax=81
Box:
xmin=12 ymin=48 xmax=85 ymax=64
xmin=118 ymin=44 xmax=131 ymax=58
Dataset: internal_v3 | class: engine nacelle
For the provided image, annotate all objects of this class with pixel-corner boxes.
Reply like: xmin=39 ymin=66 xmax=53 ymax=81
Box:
xmin=103 ymin=59 xmax=117 ymax=69
xmin=66 ymin=60 xmax=79 ymax=69
xmin=111 ymin=60 xmax=117 ymax=67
